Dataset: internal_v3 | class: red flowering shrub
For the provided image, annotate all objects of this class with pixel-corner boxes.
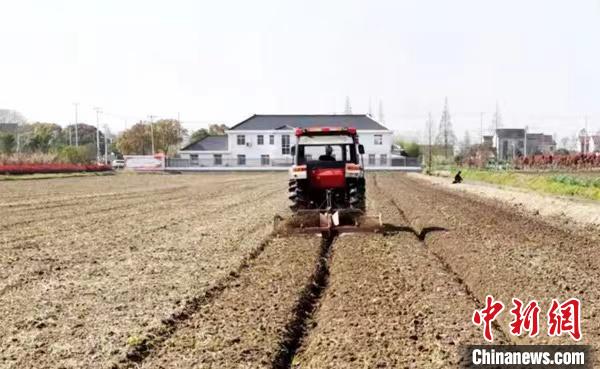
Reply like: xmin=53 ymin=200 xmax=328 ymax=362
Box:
xmin=514 ymin=153 xmax=600 ymax=170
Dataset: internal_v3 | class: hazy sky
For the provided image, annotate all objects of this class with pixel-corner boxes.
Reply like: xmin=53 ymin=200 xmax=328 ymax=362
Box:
xmin=1 ymin=0 xmax=599 ymax=140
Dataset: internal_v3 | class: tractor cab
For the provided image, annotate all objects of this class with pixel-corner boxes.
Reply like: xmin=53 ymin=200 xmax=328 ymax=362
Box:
xmin=289 ymin=127 xmax=366 ymax=211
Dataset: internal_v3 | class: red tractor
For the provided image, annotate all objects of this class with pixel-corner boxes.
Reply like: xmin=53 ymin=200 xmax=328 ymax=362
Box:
xmin=284 ymin=127 xmax=381 ymax=236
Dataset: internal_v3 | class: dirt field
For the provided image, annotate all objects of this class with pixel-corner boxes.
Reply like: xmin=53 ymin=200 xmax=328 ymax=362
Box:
xmin=1 ymin=172 xmax=597 ymax=368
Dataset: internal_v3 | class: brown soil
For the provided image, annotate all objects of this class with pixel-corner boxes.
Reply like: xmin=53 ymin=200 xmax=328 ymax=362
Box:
xmin=374 ymin=173 xmax=600 ymax=347
xmin=139 ymin=236 xmax=321 ymax=369
xmin=2 ymin=171 xmax=597 ymax=369
xmin=0 ymin=173 xmax=287 ymax=369
xmin=292 ymin=178 xmax=506 ymax=369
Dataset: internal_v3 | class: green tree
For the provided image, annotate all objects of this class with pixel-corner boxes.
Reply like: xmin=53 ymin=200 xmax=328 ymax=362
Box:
xmin=153 ymin=119 xmax=186 ymax=155
xmin=0 ymin=133 xmax=16 ymax=154
xmin=116 ymin=122 xmax=152 ymax=155
xmin=62 ymin=123 xmax=105 ymax=148
xmin=401 ymin=141 xmax=421 ymax=157
xmin=25 ymin=123 xmax=62 ymax=153
xmin=190 ymin=124 xmax=227 ymax=144
xmin=190 ymin=128 xmax=209 ymax=143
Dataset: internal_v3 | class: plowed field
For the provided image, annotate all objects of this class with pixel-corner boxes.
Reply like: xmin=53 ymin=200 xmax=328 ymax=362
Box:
xmin=1 ymin=172 xmax=596 ymax=368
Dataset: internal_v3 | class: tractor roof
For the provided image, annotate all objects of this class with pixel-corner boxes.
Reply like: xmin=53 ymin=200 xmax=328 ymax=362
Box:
xmin=295 ymin=127 xmax=357 ymax=137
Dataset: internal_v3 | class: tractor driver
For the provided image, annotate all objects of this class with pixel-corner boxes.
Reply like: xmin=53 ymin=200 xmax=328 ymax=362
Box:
xmin=319 ymin=145 xmax=336 ymax=161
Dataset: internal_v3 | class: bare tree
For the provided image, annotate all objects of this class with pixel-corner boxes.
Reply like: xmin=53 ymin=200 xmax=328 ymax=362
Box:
xmin=490 ymin=102 xmax=502 ymax=133
xmin=378 ymin=100 xmax=384 ymax=123
xmin=462 ymin=130 xmax=472 ymax=152
xmin=344 ymin=96 xmax=352 ymax=114
xmin=435 ymin=97 xmax=457 ymax=158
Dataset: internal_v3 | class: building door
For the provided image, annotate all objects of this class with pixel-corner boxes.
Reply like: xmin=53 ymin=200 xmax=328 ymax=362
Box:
xmin=281 ymin=135 xmax=290 ymax=155
xmin=261 ymin=155 xmax=270 ymax=166
xmin=379 ymin=154 xmax=387 ymax=166
xmin=213 ymin=154 xmax=222 ymax=166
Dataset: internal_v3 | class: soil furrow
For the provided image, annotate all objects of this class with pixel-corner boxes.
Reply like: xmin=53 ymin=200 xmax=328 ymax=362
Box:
xmin=293 ymin=177 xmax=504 ymax=368
xmin=372 ymin=174 xmax=511 ymax=344
xmin=272 ymin=235 xmax=335 ymax=369
xmin=139 ymin=235 xmax=322 ymax=369
xmin=377 ymin=173 xmax=600 ymax=347
xmin=0 ymin=173 xmax=289 ymax=369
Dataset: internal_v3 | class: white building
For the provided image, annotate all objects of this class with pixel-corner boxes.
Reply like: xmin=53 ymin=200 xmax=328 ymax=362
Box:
xmin=493 ymin=128 xmax=556 ymax=160
xmin=178 ymin=114 xmax=396 ymax=167
xmin=578 ymin=129 xmax=600 ymax=153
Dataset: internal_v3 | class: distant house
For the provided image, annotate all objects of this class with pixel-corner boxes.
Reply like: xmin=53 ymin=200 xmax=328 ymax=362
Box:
xmin=494 ymin=129 xmax=525 ymax=160
xmin=482 ymin=135 xmax=494 ymax=147
xmin=493 ymin=129 xmax=556 ymax=160
xmin=179 ymin=136 xmax=228 ymax=166
xmin=178 ymin=114 xmax=395 ymax=167
xmin=526 ymin=133 xmax=556 ymax=155
xmin=578 ymin=129 xmax=600 ymax=153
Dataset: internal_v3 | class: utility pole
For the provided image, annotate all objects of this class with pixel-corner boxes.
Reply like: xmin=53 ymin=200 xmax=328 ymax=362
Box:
xmin=94 ymin=107 xmax=102 ymax=163
xmin=73 ymin=103 xmax=79 ymax=146
xmin=177 ymin=112 xmax=181 ymax=149
xmin=104 ymin=124 xmax=109 ymax=164
xmin=427 ymin=113 xmax=433 ymax=174
xmin=480 ymin=112 xmax=484 ymax=144
xmin=148 ymin=115 xmax=156 ymax=155
xmin=524 ymin=125 xmax=528 ymax=157
xmin=14 ymin=111 xmax=20 ymax=153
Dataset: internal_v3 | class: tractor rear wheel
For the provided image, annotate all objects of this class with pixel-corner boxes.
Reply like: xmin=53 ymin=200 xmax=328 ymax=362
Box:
xmin=288 ymin=179 xmax=307 ymax=211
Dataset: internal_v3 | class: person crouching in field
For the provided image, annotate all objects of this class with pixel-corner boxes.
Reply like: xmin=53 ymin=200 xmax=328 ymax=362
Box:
xmin=453 ymin=171 xmax=463 ymax=184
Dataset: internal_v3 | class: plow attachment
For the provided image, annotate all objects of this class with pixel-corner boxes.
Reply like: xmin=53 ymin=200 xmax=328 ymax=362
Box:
xmin=274 ymin=209 xmax=383 ymax=237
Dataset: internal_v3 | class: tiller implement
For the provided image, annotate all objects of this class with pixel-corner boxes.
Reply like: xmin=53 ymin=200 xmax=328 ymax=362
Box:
xmin=274 ymin=127 xmax=383 ymax=238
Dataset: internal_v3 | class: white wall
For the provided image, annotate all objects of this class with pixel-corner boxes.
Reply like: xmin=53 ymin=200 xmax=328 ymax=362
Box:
xmin=226 ymin=130 xmax=392 ymax=159
xmin=178 ymin=129 xmax=394 ymax=166
xmin=228 ymin=130 xmax=295 ymax=160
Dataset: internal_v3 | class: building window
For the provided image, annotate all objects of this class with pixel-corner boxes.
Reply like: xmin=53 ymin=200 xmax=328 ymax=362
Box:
xmin=257 ymin=135 xmax=264 ymax=145
xmin=269 ymin=135 xmax=275 ymax=145
xmin=237 ymin=154 xmax=246 ymax=165
xmin=368 ymin=154 xmax=376 ymax=165
xmin=237 ymin=135 xmax=245 ymax=145
xmin=261 ymin=154 xmax=270 ymax=166
xmin=374 ymin=135 xmax=383 ymax=145
xmin=380 ymin=154 xmax=387 ymax=166
xmin=213 ymin=154 xmax=222 ymax=166
xmin=190 ymin=154 xmax=199 ymax=166
xmin=281 ymin=134 xmax=290 ymax=155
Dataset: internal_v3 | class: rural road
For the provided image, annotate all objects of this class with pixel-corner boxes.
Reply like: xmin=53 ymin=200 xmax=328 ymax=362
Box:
xmin=0 ymin=172 xmax=596 ymax=369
